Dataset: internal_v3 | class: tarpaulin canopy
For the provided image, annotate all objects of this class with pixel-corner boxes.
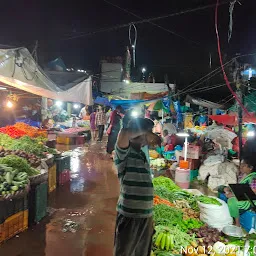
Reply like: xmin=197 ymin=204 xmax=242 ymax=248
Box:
xmin=94 ymin=96 xmax=111 ymax=106
xmin=209 ymin=114 xmax=256 ymax=125
xmin=130 ymin=91 xmax=168 ymax=100
xmin=110 ymin=99 xmax=157 ymax=110
xmin=229 ymin=91 xmax=256 ymax=113
xmin=101 ymin=81 xmax=174 ymax=98
xmin=185 ymin=95 xmax=226 ymax=109
xmin=0 ymin=47 xmax=93 ymax=105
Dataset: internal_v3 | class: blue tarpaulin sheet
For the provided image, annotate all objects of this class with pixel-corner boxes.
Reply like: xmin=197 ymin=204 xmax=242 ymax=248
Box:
xmin=94 ymin=96 xmax=111 ymax=106
xmin=15 ymin=118 xmax=41 ymax=128
xmin=110 ymin=99 xmax=155 ymax=110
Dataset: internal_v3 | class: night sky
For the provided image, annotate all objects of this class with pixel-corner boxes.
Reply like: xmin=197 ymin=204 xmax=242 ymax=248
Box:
xmin=0 ymin=0 xmax=255 ymax=100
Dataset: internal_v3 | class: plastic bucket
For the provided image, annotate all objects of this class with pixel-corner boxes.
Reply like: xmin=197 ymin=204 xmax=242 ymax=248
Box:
xmin=175 ymin=167 xmax=190 ymax=189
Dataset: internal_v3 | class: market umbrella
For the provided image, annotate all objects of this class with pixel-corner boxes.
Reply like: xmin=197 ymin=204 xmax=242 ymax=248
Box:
xmin=148 ymin=100 xmax=169 ymax=112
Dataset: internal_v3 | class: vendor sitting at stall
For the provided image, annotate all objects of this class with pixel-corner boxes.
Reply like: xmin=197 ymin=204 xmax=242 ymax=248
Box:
xmin=218 ymin=157 xmax=256 ymax=227
xmin=162 ymin=130 xmax=174 ymax=151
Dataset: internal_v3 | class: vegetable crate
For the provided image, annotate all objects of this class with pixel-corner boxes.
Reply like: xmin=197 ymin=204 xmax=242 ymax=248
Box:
xmin=0 ymin=196 xmax=28 ymax=225
xmin=56 ymin=136 xmax=75 ymax=145
xmin=48 ymin=164 xmax=56 ymax=193
xmin=58 ymin=170 xmax=70 ymax=185
xmin=0 ymin=210 xmax=28 ymax=244
xmin=28 ymin=182 xmax=48 ymax=225
xmin=75 ymin=136 xmax=85 ymax=145
xmin=55 ymin=156 xmax=71 ymax=173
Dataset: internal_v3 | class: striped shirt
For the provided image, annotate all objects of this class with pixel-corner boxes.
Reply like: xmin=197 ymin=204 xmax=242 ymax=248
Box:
xmin=114 ymin=144 xmax=153 ymax=218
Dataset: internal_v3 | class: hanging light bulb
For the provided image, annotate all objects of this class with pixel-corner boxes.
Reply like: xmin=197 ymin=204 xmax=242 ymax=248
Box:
xmin=6 ymin=100 xmax=13 ymax=108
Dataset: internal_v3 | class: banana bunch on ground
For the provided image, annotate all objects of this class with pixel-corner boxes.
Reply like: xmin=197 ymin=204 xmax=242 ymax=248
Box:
xmin=154 ymin=231 xmax=174 ymax=251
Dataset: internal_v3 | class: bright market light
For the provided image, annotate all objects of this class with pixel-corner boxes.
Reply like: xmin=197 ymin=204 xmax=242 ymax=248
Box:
xmin=123 ymin=79 xmax=130 ymax=84
xmin=142 ymin=67 xmax=146 ymax=73
xmin=247 ymin=131 xmax=255 ymax=137
xmin=6 ymin=100 xmax=13 ymax=108
xmin=177 ymin=132 xmax=189 ymax=137
xmin=55 ymin=101 xmax=63 ymax=107
xmin=249 ymin=68 xmax=253 ymax=79
xmin=0 ymin=87 xmax=7 ymax=90
xmin=131 ymin=111 xmax=138 ymax=118
xmin=132 ymin=45 xmax=135 ymax=48
xmin=177 ymin=132 xmax=189 ymax=161
xmin=77 ymin=69 xmax=81 ymax=72
xmin=73 ymin=104 xmax=80 ymax=109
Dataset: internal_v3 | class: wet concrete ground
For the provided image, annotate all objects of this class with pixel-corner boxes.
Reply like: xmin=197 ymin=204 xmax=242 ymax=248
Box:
xmin=0 ymin=141 xmax=119 ymax=256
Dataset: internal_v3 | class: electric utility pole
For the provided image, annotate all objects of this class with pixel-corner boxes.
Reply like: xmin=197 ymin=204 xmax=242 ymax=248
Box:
xmin=234 ymin=60 xmax=244 ymax=161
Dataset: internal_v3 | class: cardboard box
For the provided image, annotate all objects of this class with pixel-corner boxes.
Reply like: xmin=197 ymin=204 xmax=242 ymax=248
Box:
xmin=182 ymin=145 xmax=201 ymax=159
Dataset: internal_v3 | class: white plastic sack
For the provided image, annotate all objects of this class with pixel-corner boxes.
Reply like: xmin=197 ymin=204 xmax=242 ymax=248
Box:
xmin=204 ymin=155 xmax=224 ymax=166
xmin=198 ymin=164 xmax=219 ymax=181
xmin=208 ymin=175 xmax=226 ymax=191
xmin=199 ymin=197 xmax=233 ymax=230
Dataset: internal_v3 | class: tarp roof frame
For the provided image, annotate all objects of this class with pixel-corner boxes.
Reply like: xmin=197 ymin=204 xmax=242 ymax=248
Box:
xmin=0 ymin=48 xmax=93 ymax=105
xmin=185 ymin=95 xmax=226 ymax=109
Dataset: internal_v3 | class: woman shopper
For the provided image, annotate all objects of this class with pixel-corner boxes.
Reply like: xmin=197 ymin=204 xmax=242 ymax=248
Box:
xmin=96 ymin=105 xmax=106 ymax=142
xmin=106 ymin=105 xmax=123 ymax=156
xmin=218 ymin=157 xmax=256 ymax=226
xmin=90 ymin=108 xmax=97 ymax=141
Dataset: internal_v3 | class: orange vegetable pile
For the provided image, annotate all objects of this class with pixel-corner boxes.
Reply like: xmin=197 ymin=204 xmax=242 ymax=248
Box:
xmin=13 ymin=123 xmax=47 ymax=138
xmin=154 ymin=195 xmax=174 ymax=207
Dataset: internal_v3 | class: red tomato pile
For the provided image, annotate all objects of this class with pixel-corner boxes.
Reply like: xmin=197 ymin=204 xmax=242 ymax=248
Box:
xmin=0 ymin=126 xmax=27 ymax=138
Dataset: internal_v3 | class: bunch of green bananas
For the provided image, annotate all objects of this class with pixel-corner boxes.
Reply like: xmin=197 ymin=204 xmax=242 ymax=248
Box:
xmin=154 ymin=231 xmax=174 ymax=251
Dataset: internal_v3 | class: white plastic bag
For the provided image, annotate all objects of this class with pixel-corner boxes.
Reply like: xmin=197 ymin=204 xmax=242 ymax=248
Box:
xmin=198 ymin=197 xmax=233 ymax=230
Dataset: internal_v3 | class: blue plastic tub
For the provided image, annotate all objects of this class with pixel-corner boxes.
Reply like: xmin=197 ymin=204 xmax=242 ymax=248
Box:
xmin=240 ymin=211 xmax=256 ymax=232
xmin=163 ymin=151 xmax=175 ymax=160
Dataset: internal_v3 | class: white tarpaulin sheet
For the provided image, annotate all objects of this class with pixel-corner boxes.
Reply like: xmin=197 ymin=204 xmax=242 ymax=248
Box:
xmin=0 ymin=47 xmax=93 ymax=105
xmin=101 ymin=81 xmax=174 ymax=98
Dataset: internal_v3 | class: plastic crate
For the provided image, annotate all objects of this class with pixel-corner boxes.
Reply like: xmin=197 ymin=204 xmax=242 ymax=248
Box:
xmin=76 ymin=136 xmax=85 ymax=145
xmin=0 ymin=210 xmax=28 ymax=243
xmin=190 ymin=169 xmax=199 ymax=181
xmin=56 ymin=136 xmax=74 ymax=145
xmin=48 ymin=164 xmax=56 ymax=193
xmin=55 ymin=156 xmax=71 ymax=173
xmin=58 ymin=170 xmax=71 ymax=185
xmin=0 ymin=196 xmax=28 ymax=224
xmin=28 ymin=182 xmax=48 ymax=225
xmin=240 ymin=211 xmax=256 ymax=232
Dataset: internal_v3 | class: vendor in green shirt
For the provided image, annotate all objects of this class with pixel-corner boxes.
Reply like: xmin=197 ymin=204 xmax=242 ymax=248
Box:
xmin=219 ymin=157 xmax=256 ymax=227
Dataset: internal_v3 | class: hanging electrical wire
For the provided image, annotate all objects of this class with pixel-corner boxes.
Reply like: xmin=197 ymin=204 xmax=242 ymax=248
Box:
xmin=228 ymin=0 xmax=241 ymax=42
xmin=129 ymin=24 xmax=137 ymax=67
xmin=103 ymin=0 xmax=202 ymax=48
xmin=61 ymin=1 xmax=230 ymax=41
xmin=215 ymin=0 xmax=249 ymax=115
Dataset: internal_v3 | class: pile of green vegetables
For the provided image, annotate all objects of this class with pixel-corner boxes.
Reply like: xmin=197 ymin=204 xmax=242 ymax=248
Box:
xmin=153 ymin=225 xmax=195 ymax=255
xmin=0 ymin=163 xmax=29 ymax=195
xmin=0 ymin=155 xmax=40 ymax=177
xmin=153 ymin=204 xmax=203 ymax=232
xmin=197 ymin=195 xmax=222 ymax=206
xmin=153 ymin=176 xmax=222 ymax=210
xmin=153 ymin=176 xmax=180 ymax=191
xmin=0 ymin=134 xmax=57 ymax=157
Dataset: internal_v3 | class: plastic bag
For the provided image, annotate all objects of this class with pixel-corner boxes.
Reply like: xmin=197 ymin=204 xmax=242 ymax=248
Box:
xmin=198 ymin=197 xmax=233 ymax=230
